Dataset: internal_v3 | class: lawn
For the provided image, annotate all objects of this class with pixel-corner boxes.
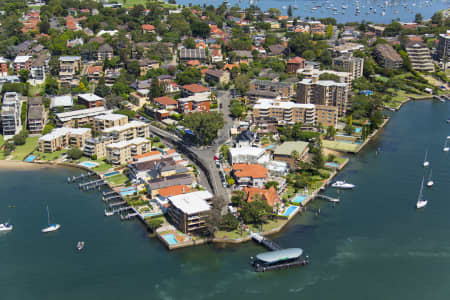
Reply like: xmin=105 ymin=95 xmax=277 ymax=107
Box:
xmin=249 ymin=218 xmax=287 ymax=233
xmin=215 ymin=229 xmax=248 ymax=239
xmin=119 ymin=0 xmax=177 ymax=8
xmin=11 ymin=137 xmax=39 ymax=161
xmin=323 ymin=140 xmax=361 ymax=153
xmin=78 ymin=157 xmax=113 ymax=173
xmin=105 ymin=173 xmax=129 ymax=185
xmin=32 ymin=149 xmax=67 ymax=161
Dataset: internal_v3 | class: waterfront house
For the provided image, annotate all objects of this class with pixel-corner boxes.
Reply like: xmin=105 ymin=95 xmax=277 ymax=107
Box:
xmin=273 ymin=141 xmax=309 ymax=169
xmin=243 ymin=186 xmax=280 ymax=207
xmin=128 ymin=157 xmax=177 ymax=181
xmin=167 ymin=191 xmax=213 ymax=234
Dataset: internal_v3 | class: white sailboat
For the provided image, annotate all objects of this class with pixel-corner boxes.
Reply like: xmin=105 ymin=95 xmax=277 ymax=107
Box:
xmin=423 ymin=150 xmax=429 ymax=167
xmin=0 ymin=222 xmax=13 ymax=231
xmin=416 ymin=177 xmax=428 ymax=209
xmin=42 ymin=206 xmax=61 ymax=233
xmin=426 ymin=169 xmax=434 ymax=187
xmin=444 ymin=140 xmax=449 ymax=152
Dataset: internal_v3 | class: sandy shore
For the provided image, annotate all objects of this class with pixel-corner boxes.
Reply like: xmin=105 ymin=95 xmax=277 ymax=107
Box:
xmin=0 ymin=160 xmax=57 ymax=170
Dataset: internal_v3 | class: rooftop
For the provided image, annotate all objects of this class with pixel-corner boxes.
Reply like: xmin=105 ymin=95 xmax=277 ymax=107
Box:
xmin=374 ymin=44 xmax=402 ymax=62
xmin=158 ymin=184 xmax=190 ymax=197
xmin=232 ymin=163 xmax=268 ymax=179
xmin=106 ymin=137 xmax=149 ymax=149
xmin=154 ymin=96 xmax=178 ymax=106
xmin=182 ymin=84 xmax=209 ymax=93
xmin=50 ymin=95 xmax=73 ymax=109
xmin=39 ymin=127 xmax=90 ymax=142
xmin=56 ymin=107 xmax=111 ymax=122
xmin=168 ymin=191 xmax=213 ymax=215
xmin=256 ymin=248 xmax=303 ymax=263
xmin=94 ymin=113 xmax=127 ymax=122
xmin=102 ymin=120 xmax=147 ymax=133
xmin=274 ymin=141 xmax=309 ymax=156
xmin=78 ymin=93 xmax=104 ymax=102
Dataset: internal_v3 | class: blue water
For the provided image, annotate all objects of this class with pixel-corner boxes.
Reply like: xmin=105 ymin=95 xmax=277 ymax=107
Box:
xmin=283 ymin=206 xmax=297 ymax=216
xmin=176 ymin=0 xmax=448 ymax=23
xmin=325 ymin=162 xmax=340 ymax=168
xmin=355 ymin=127 xmax=362 ymax=134
xmin=292 ymin=194 xmax=307 ymax=204
xmin=24 ymin=155 xmax=36 ymax=162
xmin=162 ymin=234 xmax=178 ymax=245
xmin=79 ymin=162 xmax=97 ymax=168
xmin=104 ymin=171 xmax=120 ymax=177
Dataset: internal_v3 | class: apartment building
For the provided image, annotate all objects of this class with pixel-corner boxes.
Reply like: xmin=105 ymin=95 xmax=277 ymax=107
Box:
xmin=55 ymin=107 xmax=112 ymax=127
xmin=106 ymin=137 xmax=151 ymax=165
xmin=97 ymin=44 xmax=113 ymax=61
xmin=77 ymin=93 xmax=105 ymax=108
xmin=253 ymin=99 xmax=316 ymax=127
xmin=373 ymin=44 xmax=403 ymax=70
xmin=93 ymin=114 xmax=128 ymax=132
xmin=248 ymin=79 xmax=295 ymax=100
xmin=58 ymin=56 xmax=81 ymax=82
xmin=38 ymin=127 xmax=91 ymax=152
xmin=296 ymin=78 xmax=349 ymax=117
xmin=50 ymin=95 xmax=74 ymax=111
xmin=27 ymin=97 xmax=46 ymax=134
xmin=30 ymin=52 xmax=50 ymax=83
xmin=13 ymin=56 xmax=32 ymax=73
xmin=180 ymin=84 xmax=209 ymax=97
xmin=83 ymin=137 xmax=113 ymax=159
xmin=167 ymin=191 xmax=213 ymax=234
xmin=177 ymin=93 xmax=211 ymax=114
xmin=205 ymin=69 xmax=230 ymax=85
xmin=437 ymin=30 xmax=450 ymax=68
xmin=101 ymin=120 xmax=150 ymax=142
xmin=332 ymin=55 xmax=364 ymax=79
xmin=405 ymin=42 xmax=435 ymax=72
xmin=1 ymin=92 xmax=22 ymax=136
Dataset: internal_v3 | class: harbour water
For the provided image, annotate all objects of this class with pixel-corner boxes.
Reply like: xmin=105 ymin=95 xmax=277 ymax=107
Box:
xmin=1 ymin=100 xmax=450 ymax=299
xmin=177 ymin=0 xmax=449 ymax=23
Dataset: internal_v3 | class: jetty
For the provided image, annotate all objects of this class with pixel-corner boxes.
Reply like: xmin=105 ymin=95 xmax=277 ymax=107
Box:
xmin=103 ymin=190 xmax=118 ymax=196
xmin=109 ymin=200 xmax=127 ymax=207
xmin=68 ymin=172 xmax=94 ymax=183
xmin=103 ymin=195 xmax=122 ymax=202
xmin=251 ymin=232 xmax=281 ymax=251
xmin=121 ymin=212 xmax=139 ymax=221
xmin=316 ymin=194 xmax=340 ymax=203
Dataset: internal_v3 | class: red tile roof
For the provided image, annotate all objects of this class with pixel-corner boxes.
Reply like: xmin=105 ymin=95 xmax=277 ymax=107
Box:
xmin=182 ymin=84 xmax=209 ymax=93
xmin=287 ymin=56 xmax=305 ymax=64
xmin=133 ymin=150 xmax=161 ymax=160
xmin=154 ymin=96 xmax=178 ymax=106
xmin=158 ymin=185 xmax=190 ymax=197
xmin=142 ymin=24 xmax=155 ymax=31
xmin=88 ymin=65 xmax=103 ymax=74
xmin=232 ymin=164 xmax=268 ymax=179
xmin=244 ymin=186 xmax=280 ymax=207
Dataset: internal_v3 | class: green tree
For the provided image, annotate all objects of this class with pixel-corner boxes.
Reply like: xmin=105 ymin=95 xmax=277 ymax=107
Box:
xmin=311 ymin=142 xmax=324 ymax=169
xmin=67 ymin=148 xmax=83 ymax=160
xmin=287 ymin=5 xmax=293 ymax=17
xmin=127 ymin=60 xmax=141 ymax=77
xmin=219 ymin=213 xmax=239 ymax=231
xmin=176 ymin=67 xmax=202 ymax=85
xmin=182 ymin=37 xmax=196 ymax=49
xmin=414 ymin=13 xmax=423 ymax=24
xmin=147 ymin=218 xmax=164 ymax=231
xmin=344 ymin=124 xmax=354 ymax=135
xmin=150 ymin=79 xmax=164 ymax=99
xmin=42 ymin=124 xmax=55 ymax=135
xmin=234 ymin=74 xmax=250 ymax=95
xmin=265 ymin=181 xmax=279 ymax=190
xmin=18 ymin=69 xmax=30 ymax=83
xmin=181 ymin=112 xmax=225 ymax=145
xmin=240 ymin=197 xmax=272 ymax=225
xmin=45 ymin=76 xmax=59 ymax=95
xmin=319 ymin=72 xmax=341 ymax=82
xmin=326 ymin=125 xmax=336 ymax=139
xmin=114 ymin=109 xmax=136 ymax=120
xmin=38 ymin=20 xmax=50 ymax=34
xmin=231 ymin=190 xmax=246 ymax=208
xmin=21 ymin=101 xmax=27 ymax=124
xmin=229 ymin=101 xmax=245 ymax=119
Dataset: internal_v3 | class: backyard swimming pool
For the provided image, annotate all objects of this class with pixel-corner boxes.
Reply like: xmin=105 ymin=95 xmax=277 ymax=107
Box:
xmin=24 ymin=155 xmax=36 ymax=162
xmin=325 ymin=162 xmax=340 ymax=168
xmin=283 ymin=206 xmax=297 ymax=217
xmin=355 ymin=127 xmax=362 ymax=133
xmin=162 ymin=234 xmax=178 ymax=245
xmin=104 ymin=171 xmax=120 ymax=177
xmin=292 ymin=195 xmax=307 ymax=204
xmin=79 ymin=161 xmax=99 ymax=168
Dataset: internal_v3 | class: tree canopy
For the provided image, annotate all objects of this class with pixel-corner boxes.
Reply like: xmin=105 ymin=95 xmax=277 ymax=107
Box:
xmin=181 ymin=112 xmax=224 ymax=145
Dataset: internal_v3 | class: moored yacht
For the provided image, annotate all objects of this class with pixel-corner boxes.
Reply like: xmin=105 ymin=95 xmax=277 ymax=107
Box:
xmin=416 ymin=177 xmax=428 ymax=209
xmin=331 ymin=180 xmax=355 ymax=189
xmin=0 ymin=222 xmax=13 ymax=231
xmin=42 ymin=206 xmax=61 ymax=233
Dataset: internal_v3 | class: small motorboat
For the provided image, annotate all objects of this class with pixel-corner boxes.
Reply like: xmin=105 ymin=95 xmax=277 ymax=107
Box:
xmin=104 ymin=209 xmax=114 ymax=217
xmin=76 ymin=241 xmax=85 ymax=251
xmin=0 ymin=222 xmax=13 ymax=231
xmin=331 ymin=181 xmax=355 ymax=189
xmin=416 ymin=177 xmax=428 ymax=209
xmin=426 ymin=169 xmax=434 ymax=187
xmin=423 ymin=150 xmax=430 ymax=167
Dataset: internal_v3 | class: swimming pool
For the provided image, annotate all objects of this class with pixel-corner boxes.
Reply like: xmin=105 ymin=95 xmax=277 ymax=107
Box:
xmin=120 ymin=187 xmax=136 ymax=192
xmin=120 ymin=190 xmax=137 ymax=196
xmin=264 ymin=145 xmax=275 ymax=150
xmin=104 ymin=171 xmax=120 ymax=177
xmin=24 ymin=155 xmax=36 ymax=162
xmin=292 ymin=195 xmax=307 ymax=204
xmin=79 ymin=161 xmax=99 ymax=168
xmin=283 ymin=206 xmax=297 ymax=217
xmin=355 ymin=127 xmax=362 ymax=133
xmin=162 ymin=234 xmax=178 ymax=245
xmin=325 ymin=162 xmax=340 ymax=168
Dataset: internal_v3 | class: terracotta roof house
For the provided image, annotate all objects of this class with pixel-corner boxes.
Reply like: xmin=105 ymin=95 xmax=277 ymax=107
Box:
xmin=268 ymin=44 xmax=287 ymax=56
xmin=158 ymin=185 xmax=191 ymax=197
xmin=153 ymin=96 xmax=178 ymax=110
xmin=142 ymin=24 xmax=155 ymax=33
xmin=181 ymin=84 xmax=209 ymax=97
xmin=244 ymin=186 xmax=280 ymax=207
xmin=287 ymin=56 xmax=305 ymax=73
xmin=232 ymin=163 xmax=268 ymax=188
